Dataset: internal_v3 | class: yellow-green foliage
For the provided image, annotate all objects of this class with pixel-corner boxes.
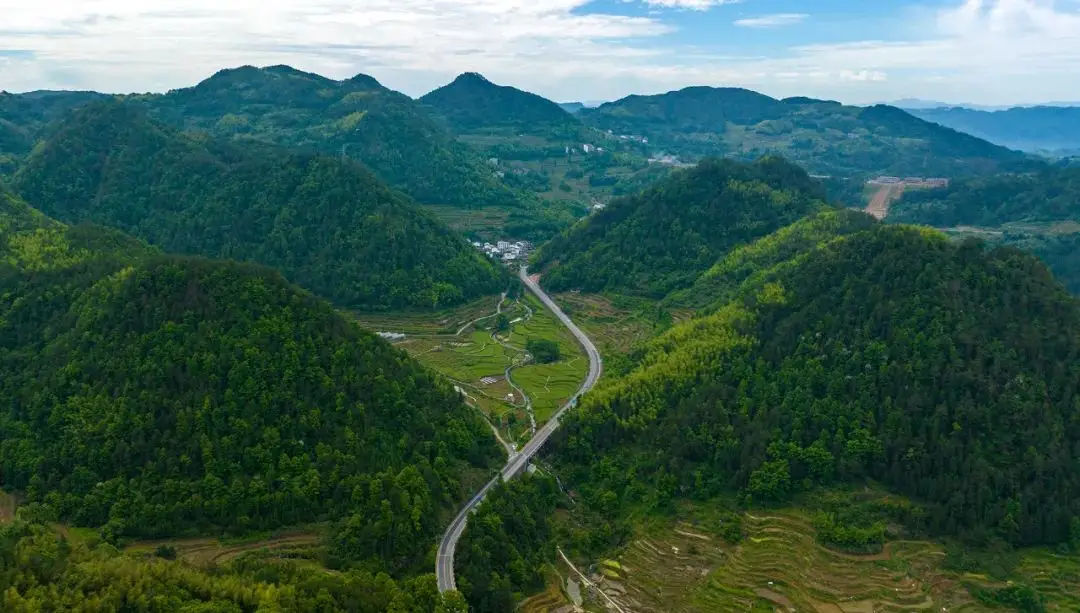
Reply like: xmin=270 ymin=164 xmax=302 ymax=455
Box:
xmin=338 ymin=111 xmax=368 ymax=132
xmin=4 ymin=228 xmax=89 ymax=271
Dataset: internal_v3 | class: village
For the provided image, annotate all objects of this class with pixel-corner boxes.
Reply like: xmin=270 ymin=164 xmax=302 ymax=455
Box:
xmin=473 ymin=239 xmax=533 ymax=263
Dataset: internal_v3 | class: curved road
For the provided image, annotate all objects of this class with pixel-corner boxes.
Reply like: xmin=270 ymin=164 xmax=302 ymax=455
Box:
xmin=436 ymin=266 xmax=603 ymax=593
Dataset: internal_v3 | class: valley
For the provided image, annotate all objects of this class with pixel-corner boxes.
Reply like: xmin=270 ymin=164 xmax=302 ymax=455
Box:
xmin=3 ymin=47 xmax=1080 ymax=613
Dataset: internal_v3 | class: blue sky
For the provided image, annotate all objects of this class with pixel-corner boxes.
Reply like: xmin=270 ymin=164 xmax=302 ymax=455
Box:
xmin=2 ymin=1 xmax=1079 ymax=105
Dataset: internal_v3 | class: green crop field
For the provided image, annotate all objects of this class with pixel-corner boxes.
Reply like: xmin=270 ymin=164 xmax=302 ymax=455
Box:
xmin=356 ymin=290 xmax=587 ymax=447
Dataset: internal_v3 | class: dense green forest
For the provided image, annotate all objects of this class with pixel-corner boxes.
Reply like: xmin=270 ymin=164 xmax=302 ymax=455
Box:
xmin=13 ymin=100 xmax=507 ymax=310
xmin=0 ymin=511 xmax=471 ymax=612
xmin=578 ymin=89 xmax=1038 ymax=177
xmin=420 ymin=73 xmax=579 ymax=133
xmin=908 ymin=105 xmax=1080 ymax=153
xmin=532 ymin=156 xmax=828 ymax=297
xmin=665 ymin=208 xmax=878 ymax=310
xmin=0 ymin=90 xmax=107 ymax=173
xmin=552 ymin=225 xmax=1080 ymax=548
xmin=888 ymin=167 xmax=1080 ymax=227
xmin=137 ymin=65 xmax=521 ymax=210
xmin=454 ymin=476 xmax=560 ymax=613
xmin=0 ymin=192 xmax=502 ymax=564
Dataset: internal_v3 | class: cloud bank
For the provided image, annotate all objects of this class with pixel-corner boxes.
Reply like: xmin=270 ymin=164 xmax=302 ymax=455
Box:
xmin=0 ymin=0 xmax=1078 ymax=105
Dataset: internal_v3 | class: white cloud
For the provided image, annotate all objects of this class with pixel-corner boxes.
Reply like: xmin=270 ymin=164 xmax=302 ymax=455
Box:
xmin=0 ymin=0 xmax=1078 ymax=105
xmin=642 ymin=0 xmax=741 ymax=10
xmin=734 ymin=13 xmax=809 ymax=28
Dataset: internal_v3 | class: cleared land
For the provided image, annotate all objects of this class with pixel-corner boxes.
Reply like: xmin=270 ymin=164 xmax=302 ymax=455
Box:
xmin=356 ymin=290 xmax=587 ymax=445
xmin=562 ymin=505 xmax=1080 ymax=613
xmin=865 ymin=184 xmax=904 ymax=220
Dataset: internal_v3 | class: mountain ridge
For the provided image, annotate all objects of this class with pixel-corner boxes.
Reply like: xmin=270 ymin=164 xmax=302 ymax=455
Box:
xmin=13 ymin=100 xmax=509 ymax=311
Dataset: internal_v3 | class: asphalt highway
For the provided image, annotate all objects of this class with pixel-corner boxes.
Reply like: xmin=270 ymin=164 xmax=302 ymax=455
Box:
xmin=435 ymin=266 xmax=603 ymax=593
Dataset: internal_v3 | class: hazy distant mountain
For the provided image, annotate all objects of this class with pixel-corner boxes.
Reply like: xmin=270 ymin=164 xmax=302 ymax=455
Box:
xmin=909 ymin=106 xmax=1080 ymax=153
xmin=885 ymin=98 xmax=1009 ymax=111
xmin=579 ymin=87 xmax=1035 ymax=177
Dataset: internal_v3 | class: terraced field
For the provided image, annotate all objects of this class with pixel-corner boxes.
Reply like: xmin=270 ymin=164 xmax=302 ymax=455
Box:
xmin=125 ymin=533 xmax=322 ymax=567
xmin=576 ymin=509 xmax=1080 ymax=613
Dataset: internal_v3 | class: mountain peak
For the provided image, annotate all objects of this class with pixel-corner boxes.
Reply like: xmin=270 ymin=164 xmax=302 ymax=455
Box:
xmin=454 ymin=72 xmax=492 ymax=85
xmin=420 ymin=73 xmax=576 ymax=131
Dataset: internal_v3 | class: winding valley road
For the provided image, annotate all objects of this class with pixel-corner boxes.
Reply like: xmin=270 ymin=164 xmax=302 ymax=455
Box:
xmin=435 ymin=266 xmax=603 ymax=593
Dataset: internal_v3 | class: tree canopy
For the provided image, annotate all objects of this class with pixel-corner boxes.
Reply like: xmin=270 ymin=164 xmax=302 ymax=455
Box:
xmin=554 ymin=224 xmax=1080 ymax=548
xmin=419 ymin=73 xmax=580 ymax=133
xmin=0 ymin=512 xmax=471 ymax=612
xmin=0 ymin=193 xmax=502 ymax=564
xmin=888 ymin=167 xmax=1080 ymax=228
xmin=13 ymin=100 xmax=508 ymax=311
xmin=579 ymin=89 xmax=1038 ymax=177
xmin=532 ymin=156 xmax=829 ymax=297
xmin=140 ymin=65 xmax=522 ymax=209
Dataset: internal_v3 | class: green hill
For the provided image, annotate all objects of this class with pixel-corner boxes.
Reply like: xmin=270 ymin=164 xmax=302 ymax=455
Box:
xmin=555 ymin=224 xmax=1080 ymax=547
xmin=888 ymin=167 xmax=1080 ymax=227
xmin=0 ymin=189 xmax=501 ymax=566
xmin=420 ymin=73 xmax=579 ymax=132
xmin=531 ymin=156 xmax=829 ymax=297
xmin=13 ymin=100 xmax=508 ymax=310
xmin=0 ymin=90 xmax=107 ymax=173
xmin=579 ymin=88 xmax=1036 ymax=177
xmin=664 ymin=208 xmax=878 ymax=310
xmin=909 ymin=105 xmax=1080 ymax=153
xmin=140 ymin=65 xmax=520 ymax=209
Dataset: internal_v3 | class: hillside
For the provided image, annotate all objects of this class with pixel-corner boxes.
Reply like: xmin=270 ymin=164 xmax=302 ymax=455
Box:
xmin=139 ymin=65 xmax=520 ymax=209
xmin=579 ymin=88 xmax=1036 ymax=178
xmin=910 ymin=105 xmax=1080 ymax=153
xmin=664 ymin=208 xmax=878 ymax=310
xmin=531 ymin=156 xmax=829 ymax=297
xmin=13 ymin=100 xmax=508 ymax=310
xmin=420 ymin=73 xmax=579 ymax=132
xmin=0 ymin=90 xmax=107 ymax=173
xmin=0 ymin=190 xmax=502 ymax=566
xmin=888 ymin=167 xmax=1080 ymax=227
xmin=0 ymin=513 xmax=468 ymax=612
xmin=554 ymin=224 xmax=1080 ymax=548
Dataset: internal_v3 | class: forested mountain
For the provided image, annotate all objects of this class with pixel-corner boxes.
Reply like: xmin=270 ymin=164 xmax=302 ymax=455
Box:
xmin=532 ymin=156 xmax=828 ymax=297
xmin=554 ymin=224 xmax=1080 ymax=547
xmin=420 ymin=73 xmax=579 ymax=132
xmin=888 ymin=167 xmax=1080 ymax=227
xmin=664 ymin=208 xmax=878 ymax=310
xmin=13 ymin=100 xmax=507 ymax=310
xmin=0 ymin=191 xmax=502 ymax=566
xmin=578 ymin=88 xmax=1036 ymax=177
xmin=909 ymin=105 xmax=1080 ymax=153
xmin=0 ymin=90 xmax=107 ymax=173
xmin=138 ymin=65 xmax=521 ymax=208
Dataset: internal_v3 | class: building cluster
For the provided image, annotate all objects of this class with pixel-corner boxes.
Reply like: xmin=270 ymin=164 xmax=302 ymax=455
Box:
xmin=648 ymin=153 xmax=693 ymax=168
xmin=565 ymin=143 xmax=604 ymax=155
xmin=605 ymin=129 xmax=648 ymax=144
xmin=869 ymin=176 xmax=950 ymax=188
xmin=472 ymin=239 xmax=532 ymax=262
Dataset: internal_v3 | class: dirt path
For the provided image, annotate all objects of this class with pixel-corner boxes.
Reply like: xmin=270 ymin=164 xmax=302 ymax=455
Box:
xmin=866 ymin=185 xmax=903 ymax=220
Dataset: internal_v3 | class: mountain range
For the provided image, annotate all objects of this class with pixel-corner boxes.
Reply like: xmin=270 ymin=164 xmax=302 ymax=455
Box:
xmin=907 ymin=105 xmax=1080 ymax=154
xmin=13 ymin=100 xmax=508 ymax=311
